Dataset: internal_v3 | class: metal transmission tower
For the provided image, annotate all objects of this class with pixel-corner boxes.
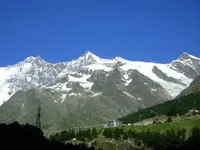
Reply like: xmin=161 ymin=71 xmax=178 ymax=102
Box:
xmin=36 ymin=103 xmax=41 ymax=129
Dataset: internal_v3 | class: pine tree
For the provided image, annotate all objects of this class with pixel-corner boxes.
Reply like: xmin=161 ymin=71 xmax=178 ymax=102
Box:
xmin=167 ymin=117 xmax=172 ymax=123
xmin=113 ymin=128 xmax=121 ymax=140
xmin=167 ymin=106 xmax=178 ymax=116
xmin=127 ymin=129 xmax=135 ymax=139
xmin=92 ymin=128 xmax=98 ymax=139
xmin=103 ymin=128 xmax=112 ymax=138
xmin=123 ymin=132 xmax=128 ymax=140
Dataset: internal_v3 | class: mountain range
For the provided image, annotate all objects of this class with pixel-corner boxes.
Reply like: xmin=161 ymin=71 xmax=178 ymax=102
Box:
xmin=0 ymin=51 xmax=199 ymax=132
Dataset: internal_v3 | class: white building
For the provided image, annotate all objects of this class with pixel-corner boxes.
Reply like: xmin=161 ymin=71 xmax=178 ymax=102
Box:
xmin=107 ymin=120 xmax=123 ymax=127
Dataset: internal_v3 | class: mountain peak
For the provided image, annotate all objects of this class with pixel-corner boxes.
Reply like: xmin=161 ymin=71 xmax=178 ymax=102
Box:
xmin=78 ymin=50 xmax=100 ymax=63
xmin=24 ymin=56 xmax=42 ymax=61
xmin=177 ymin=52 xmax=200 ymax=61
xmin=113 ymin=56 xmax=129 ymax=63
xmin=83 ymin=50 xmax=99 ymax=58
xmin=84 ymin=50 xmax=93 ymax=55
xmin=23 ymin=56 xmax=47 ymax=66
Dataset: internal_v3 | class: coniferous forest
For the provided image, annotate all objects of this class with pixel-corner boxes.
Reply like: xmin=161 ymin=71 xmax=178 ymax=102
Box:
xmin=51 ymin=126 xmax=200 ymax=150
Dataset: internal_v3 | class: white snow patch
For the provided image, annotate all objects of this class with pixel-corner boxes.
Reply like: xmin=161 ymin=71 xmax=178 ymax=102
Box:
xmin=26 ymin=76 xmax=32 ymax=82
xmin=80 ymin=82 xmax=93 ymax=89
xmin=114 ymin=56 xmax=131 ymax=64
xmin=68 ymin=74 xmax=93 ymax=90
xmin=125 ymin=79 xmax=132 ymax=86
xmin=61 ymin=94 xmax=67 ymax=100
xmin=83 ymin=64 xmax=113 ymax=72
xmin=68 ymin=92 xmax=81 ymax=97
xmin=90 ymin=92 xmax=102 ymax=97
xmin=151 ymin=88 xmax=157 ymax=92
xmin=61 ymin=85 xmax=72 ymax=92
xmin=123 ymin=74 xmax=129 ymax=80
xmin=123 ymin=91 xmax=135 ymax=98
xmin=22 ymin=63 xmax=32 ymax=72
xmin=57 ymin=69 xmax=69 ymax=78
xmin=47 ymin=83 xmax=72 ymax=92
xmin=68 ymin=74 xmax=90 ymax=82
xmin=0 ymin=84 xmax=13 ymax=105
xmin=187 ymin=53 xmax=200 ymax=60
xmin=54 ymin=100 xmax=59 ymax=103
xmin=61 ymin=94 xmax=67 ymax=103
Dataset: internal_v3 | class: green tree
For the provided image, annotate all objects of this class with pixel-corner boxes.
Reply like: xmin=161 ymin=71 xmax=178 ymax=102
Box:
xmin=92 ymin=128 xmax=98 ymax=139
xmin=127 ymin=129 xmax=135 ymax=138
xmin=113 ymin=128 xmax=121 ymax=140
xmin=70 ymin=129 xmax=75 ymax=139
xmin=103 ymin=128 xmax=112 ymax=138
xmin=123 ymin=132 xmax=128 ymax=140
xmin=167 ymin=117 xmax=172 ymax=123
xmin=167 ymin=106 xmax=177 ymax=116
xmin=86 ymin=129 xmax=92 ymax=140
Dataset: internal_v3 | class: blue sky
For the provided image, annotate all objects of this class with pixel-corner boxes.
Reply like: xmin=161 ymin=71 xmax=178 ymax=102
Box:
xmin=0 ymin=0 xmax=199 ymax=66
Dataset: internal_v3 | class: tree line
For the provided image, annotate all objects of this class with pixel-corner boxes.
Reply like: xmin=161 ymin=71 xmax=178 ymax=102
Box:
xmin=102 ymin=126 xmax=200 ymax=149
xmin=119 ymin=91 xmax=200 ymax=124
xmin=50 ymin=128 xmax=98 ymax=142
xmin=51 ymin=125 xmax=200 ymax=149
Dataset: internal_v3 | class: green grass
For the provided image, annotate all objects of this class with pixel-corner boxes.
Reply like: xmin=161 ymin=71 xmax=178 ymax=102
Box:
xmin=123 ymin=117 xmax=200 ymax=136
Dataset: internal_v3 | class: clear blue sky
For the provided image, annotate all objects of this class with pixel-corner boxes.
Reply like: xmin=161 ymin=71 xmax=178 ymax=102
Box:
xmin=0 ymin=0 xmax=199 ymax=66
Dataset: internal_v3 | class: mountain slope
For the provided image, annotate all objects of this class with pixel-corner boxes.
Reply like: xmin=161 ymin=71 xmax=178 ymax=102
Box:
xmin=0 ymin=51 xmax=199 ymax=130
xmin=0 ymin=68 xmax=171 ymax=130
xmin=178 ymin=75 xmax=200 ymax=97
xmin=119 ymin=91 xmax=200 ymax=124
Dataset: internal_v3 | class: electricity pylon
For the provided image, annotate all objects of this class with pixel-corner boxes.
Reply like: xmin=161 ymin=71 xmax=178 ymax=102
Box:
xmin=36 ymin=103 xmax=41 ymax=129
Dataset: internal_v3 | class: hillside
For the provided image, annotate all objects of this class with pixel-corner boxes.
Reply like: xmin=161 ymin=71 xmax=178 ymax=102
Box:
xmin=119 ymin=91 xmax=200 ymax=124
xmin=178 ymin=75 xmax=200 ymax=97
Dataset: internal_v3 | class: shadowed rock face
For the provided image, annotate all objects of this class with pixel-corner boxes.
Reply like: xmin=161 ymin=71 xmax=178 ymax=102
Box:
xmin=170 ymin=61 xmax=198 ymax=78
xmin=178 ymin=52 xmax=200 ymax=74
xmin=127 ymin=70 xmax=171 ymax=107
xmin=170 ymin=52 xmax=200 ymax=79
xmin=102 ymin=68 xmax=124 ymax=96
xmin=152 ymin=66 xmax=185 ymax=85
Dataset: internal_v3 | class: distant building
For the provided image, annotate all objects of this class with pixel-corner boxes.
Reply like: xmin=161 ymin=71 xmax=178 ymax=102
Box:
xmin=107 ymin=120 xmax=123 ymax=127
xmin=186 ymin=109 xmax=199 ymax=116
xmin=127 ymin=123 xmax=131 ymax=126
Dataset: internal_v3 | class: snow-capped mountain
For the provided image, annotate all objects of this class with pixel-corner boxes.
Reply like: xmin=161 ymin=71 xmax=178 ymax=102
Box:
xmin=0 ymin=56 xmax=64 ymax=104
xmin=0 ymin=51 xmax=198 ymax=105
xmin=0 ymin=51 xmax=199 ymax=131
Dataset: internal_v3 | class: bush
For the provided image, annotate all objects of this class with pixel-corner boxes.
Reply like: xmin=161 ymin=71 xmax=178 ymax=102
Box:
xmin=167 ymin=117 xmax=172 ymax=123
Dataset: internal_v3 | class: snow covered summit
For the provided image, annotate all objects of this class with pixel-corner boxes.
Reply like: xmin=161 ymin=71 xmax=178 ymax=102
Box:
xmin=0 ymin=51 xmax=199 ymax=105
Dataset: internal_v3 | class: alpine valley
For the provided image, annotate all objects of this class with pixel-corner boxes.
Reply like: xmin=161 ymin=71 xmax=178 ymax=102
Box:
xmin=0 ymin=51 xmax=199 ymax=133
